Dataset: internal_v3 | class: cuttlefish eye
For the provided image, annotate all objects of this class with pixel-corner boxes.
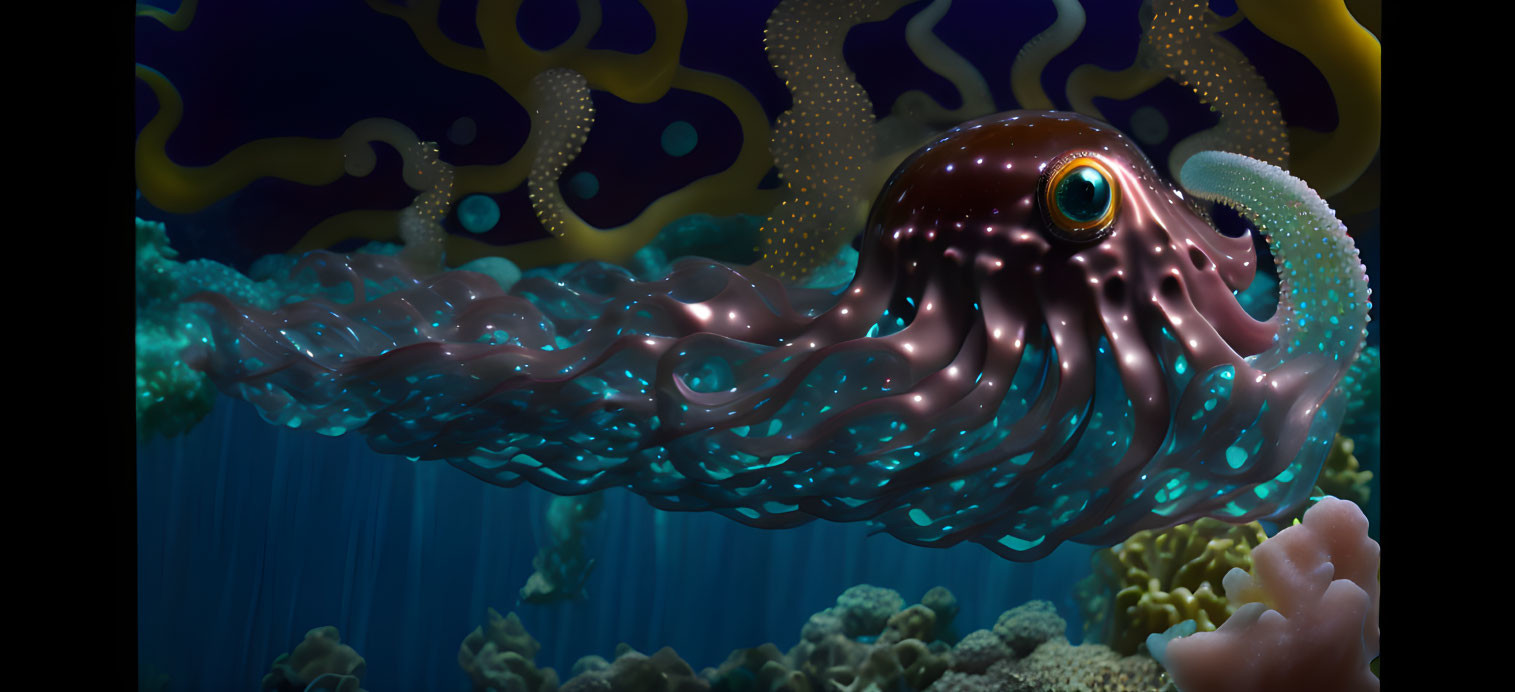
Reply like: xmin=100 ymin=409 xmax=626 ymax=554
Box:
xmin=1042 ymin=154 xmax=1120 ymax=241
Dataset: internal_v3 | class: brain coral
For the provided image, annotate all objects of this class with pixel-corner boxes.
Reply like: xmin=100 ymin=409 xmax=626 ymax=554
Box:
xmin=834 ymin=584 xmax=906 ymax=638
xmin=948 ymin=630 xmax=1012 ymax=675
xmin=992 ymin=600 xmax=1066 ymax=658
xmin=1075 ymin=518 xmax=1267 ymax=656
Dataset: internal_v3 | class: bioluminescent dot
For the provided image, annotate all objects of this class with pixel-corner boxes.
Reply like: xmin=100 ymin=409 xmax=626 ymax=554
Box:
xmin=569 ymin=171 xmax=600 ymax=200
xmin=457 ymin=194 xmax=500 ymax=233
xmin=661 ymin=121 xmax=698 ymax=157
xmin=448 ymin=116 xmax=478 ymax=146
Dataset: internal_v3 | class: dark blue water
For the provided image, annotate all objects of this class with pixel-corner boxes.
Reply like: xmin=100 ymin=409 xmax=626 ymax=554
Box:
xmin=137 ymin=399 xmax=1094 ymax=690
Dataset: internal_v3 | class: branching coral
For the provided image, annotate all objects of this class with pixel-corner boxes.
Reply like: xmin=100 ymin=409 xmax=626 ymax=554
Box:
xmin=1317 ymin=435 xmax=1372 ymax=508
xmin=1148 ymin=497 xmax=1380 ymax=692
xmin=260 ymin=626 xmax=368 ymax=692
xmin=1074 ymin=518 xmax=1268 ymax=656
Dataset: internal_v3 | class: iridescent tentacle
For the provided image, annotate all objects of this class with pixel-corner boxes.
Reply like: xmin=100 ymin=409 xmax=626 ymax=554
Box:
xmin=1177 ymin=151 xmax=1370 ymax=516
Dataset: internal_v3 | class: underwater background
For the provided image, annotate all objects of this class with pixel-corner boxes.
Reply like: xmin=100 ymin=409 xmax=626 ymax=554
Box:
xmin=135 ymin=1 xmax=1381 ymax=690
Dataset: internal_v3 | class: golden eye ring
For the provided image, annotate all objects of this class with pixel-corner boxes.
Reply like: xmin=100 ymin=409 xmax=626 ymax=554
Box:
xmin=1041 ymin=154 xmax=1120 ymax=242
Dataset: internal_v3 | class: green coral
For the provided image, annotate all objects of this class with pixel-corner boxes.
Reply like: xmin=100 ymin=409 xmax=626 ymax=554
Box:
xmin=1317 ymin=434 xmax=1373 ymax=507
xmin=136 ymin=217 xmax=217 ymax=440
xmin=1075 ymin=518 xmax=1267 ymax=656
xmin=134 ymin=216 xmax=362 ymax=440
xmin=1341 ymin=345 xmax=1379 ymax=424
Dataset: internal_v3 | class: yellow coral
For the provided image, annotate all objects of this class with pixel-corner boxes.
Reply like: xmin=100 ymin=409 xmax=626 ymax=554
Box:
xmin=1316 ymin=434 xmax=1373 ymax=507
xmin=1076 ymin=518 xmax=1267 ymax=656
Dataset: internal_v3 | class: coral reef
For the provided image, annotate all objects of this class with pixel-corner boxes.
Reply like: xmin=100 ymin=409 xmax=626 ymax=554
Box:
xmin=135 ymin=216 xmax=274 ymax=439
xmin=1074 ymin=518 xmax=1267 ymax=656
xmin=1006 ymin=638 xmax=1165 ymax=692
xmin=935 ymin=604 xmax=1165 ymax=692
xmin=522 ymin=492 xmax=606 ymax=605
xmin=562 ymin=645 xmax=708 ymax=692
xmin=700 ymin=585 xmax=957 ymax=692
xmin=696 ymin=585 xmax=1162 ymax=692
xmin=1149 ymin=497 xmax=1380 ymax=692
xmin=460 ymin=608 xmax=561 ymax=692
xmin=260 ymin=626 xmax=368 ymax=692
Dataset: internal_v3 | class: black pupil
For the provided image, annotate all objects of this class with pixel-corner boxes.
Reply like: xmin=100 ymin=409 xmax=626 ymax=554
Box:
xmin=1056 ymin=166 xmax=1110 ymax=223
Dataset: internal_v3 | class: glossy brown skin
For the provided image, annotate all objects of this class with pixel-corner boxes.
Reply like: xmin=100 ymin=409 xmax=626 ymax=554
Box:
xmin=192 ymin=110 xmax=1318 ymax=561
xmin=826 ymin=110 xmax=1287 ymax=546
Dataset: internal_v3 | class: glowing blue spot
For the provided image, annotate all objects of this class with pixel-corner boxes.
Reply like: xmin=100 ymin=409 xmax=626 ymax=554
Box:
xmin=998 ymin=534 xmax=1045 ymax=551
xmin=1225 ymin=446 xmax=1248 ymax=469
xmin=458 ymin=195 xmax=501 ymax=233
xmin=568 ymin=171 xmax=600 ymax=199
xmin=661 ymin=121 xmax=698 ymax=157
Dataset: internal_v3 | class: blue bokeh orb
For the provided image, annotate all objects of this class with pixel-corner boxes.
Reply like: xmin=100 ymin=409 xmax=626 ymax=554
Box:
xmin=457 ymin=194 xmax=501 ymax=233
xmin=568 ymin=171 xmax=600 ymax=199
xmin=661 ymin=121 xmax=698 ymax=157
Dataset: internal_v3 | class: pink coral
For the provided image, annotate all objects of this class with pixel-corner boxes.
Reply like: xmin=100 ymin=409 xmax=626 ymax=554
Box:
xmin=1156 ymin=497 xmax=1379 ymax=692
